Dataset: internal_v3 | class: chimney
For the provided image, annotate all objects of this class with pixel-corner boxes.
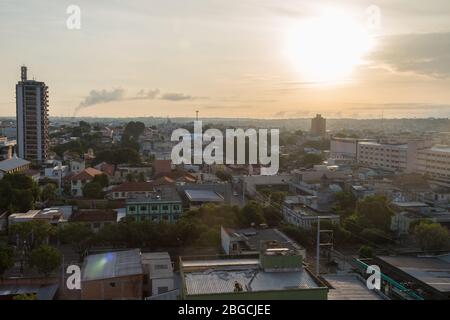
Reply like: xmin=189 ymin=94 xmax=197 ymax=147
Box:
xmin=21 ymin=66 xmax=27 ymax=81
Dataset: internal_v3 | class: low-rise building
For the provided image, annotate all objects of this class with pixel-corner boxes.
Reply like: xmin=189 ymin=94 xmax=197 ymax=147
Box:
xmin=126 ymin=185 xmax=183 ymax=223
xmin=0 ymin=136 xmax=16 ymax=160
xmin=179 ymin=244 xmax=328 ymax=300
xmin=70 ymin=209 xmax=117 ymax=232
xmin=374 ymin=254 xmax=450 ymax=300
xmin=221 ymin=227 xmax=306 ymax=258
xmin=417 ymin=146 xmax=450 ymax=186
xmin=109 ymin=182 xmax=156 ymax=200
xmin=0 ymin=156 xmax=31 ymax=178
xmin=183 ymin=189 xmax=225 ymax=208
xmin=81 ymin=249 xmax=144 ymax=300
xmin=70 ymin=167 xmax=104 ymax=197
xmin=141 ymin=252 xmax=176 ymax=297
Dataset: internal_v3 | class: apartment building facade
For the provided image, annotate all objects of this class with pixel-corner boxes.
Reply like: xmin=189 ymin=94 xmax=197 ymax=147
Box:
xmin=16 ymin=66 xmax=49 ymax=162
xmin=417 ymin=146 xmax=450 ymax=185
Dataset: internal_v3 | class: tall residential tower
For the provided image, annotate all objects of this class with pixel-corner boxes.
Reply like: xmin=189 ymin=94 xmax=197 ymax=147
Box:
xmin=16 ymin=66 xmax=49 ymax=162
xmin=310 ymin=114 xmax=326 ymax=136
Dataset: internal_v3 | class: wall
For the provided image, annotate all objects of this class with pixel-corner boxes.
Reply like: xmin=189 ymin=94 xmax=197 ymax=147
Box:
xmin=81 ymin=274 xmax=143 ymax=300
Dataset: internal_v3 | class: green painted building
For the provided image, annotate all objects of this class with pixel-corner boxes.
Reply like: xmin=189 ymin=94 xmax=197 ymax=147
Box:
xmin=125 ymin=186 xmax=183 ymax=223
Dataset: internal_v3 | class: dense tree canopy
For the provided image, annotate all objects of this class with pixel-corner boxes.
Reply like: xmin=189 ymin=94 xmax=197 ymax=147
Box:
xmin=0 ymin=174 xmax=39 ymax=212
xmin=29 ymin=245 xmax=62 ymax=276
xmin=413 ymin=222 xmax=450 ymax=252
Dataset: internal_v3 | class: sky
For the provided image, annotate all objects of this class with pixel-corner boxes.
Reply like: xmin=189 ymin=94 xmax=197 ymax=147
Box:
xmin=1 ymin=0 xmax=450 ymax=119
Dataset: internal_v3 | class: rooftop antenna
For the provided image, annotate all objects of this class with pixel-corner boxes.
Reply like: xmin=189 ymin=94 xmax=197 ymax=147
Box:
xmin=21 ymin=66 xmax=27 ymax=81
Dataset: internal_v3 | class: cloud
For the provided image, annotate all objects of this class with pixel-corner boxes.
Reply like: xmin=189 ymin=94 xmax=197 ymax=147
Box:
xmin=160 ymin=92 xmax=196 ymax=101
xmin=136 ymin=88 xmax=160 ymax=99
xmin=370 ymin=33 xmax=450 ymax=78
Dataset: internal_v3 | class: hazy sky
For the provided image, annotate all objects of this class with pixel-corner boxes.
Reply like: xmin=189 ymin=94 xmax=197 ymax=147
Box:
xmin=1 ymin=0 xmax=450 ymax=119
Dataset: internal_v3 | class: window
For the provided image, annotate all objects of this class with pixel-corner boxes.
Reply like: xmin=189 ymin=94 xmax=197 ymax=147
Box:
xmin=162 ymin=205 xmax=169 ymax=211
xmin=173 ymin=205 xmax=179 ymax=211
xmin=93 ymin=223 xmax=101 ymax=229
xmin=129 ymin=206 xmax=136 ymax=212
xmin=155 ymin=264 xmax=168 ymax=270
xmin=151 ymin=205 xmax=158 ymax=211
xmin=140 ymin=206 xmax=147 ymax=211
xmin=157 ymin=287 xmax=169 ymax=294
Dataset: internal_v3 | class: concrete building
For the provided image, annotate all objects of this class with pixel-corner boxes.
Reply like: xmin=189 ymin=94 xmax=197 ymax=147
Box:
xmin=69 ymin=159 xmax=85 ymax=174
xmin=81 ymin=249 xmax=144 ymax=300
xmin=179 ymin=243 xmax=328 ymax=300
xmin=70 ymin=209 xmax=117 ymax=232
xmin=141 ymin=252 xmax=176 ymax=297
xmin=0 ymin=136 xmax=16 ymax=160
xmin=125 ymin=185 xmax=183 ymax=223
xmin=16 ymin=66 xmax=49 ymax=162
xmin=357 ymin=141 xmax=408 ymax=172
xmin=374 ymin=254 xmax=450 ymax=300
xmin=310 ymin=114 xmax=326 ymax=136
xmin=0 ymin=156 xmax=31 ymax=178
xmin=70 ymin=167 xmax=104 ymax=197
xmin=330 ymin=137 xmax=375 ymax=163
xmin=417 ymin=146 xmax=450 ymax=186
xmin=221 ymin=227 xmax=306 ymax=258
xmin=183 ymin=189 xmax=225 ymax=208
xmin=109 ymin=182 xmax=156 ymax=200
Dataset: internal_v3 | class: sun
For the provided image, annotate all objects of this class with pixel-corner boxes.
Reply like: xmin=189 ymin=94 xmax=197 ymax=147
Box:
xmin=284 ymin=10 xmax=376 ymax=84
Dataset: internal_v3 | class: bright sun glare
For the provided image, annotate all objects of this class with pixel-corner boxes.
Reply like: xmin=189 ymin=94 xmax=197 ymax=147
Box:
xmin=284 ymin=10 xmax=376 ymax=84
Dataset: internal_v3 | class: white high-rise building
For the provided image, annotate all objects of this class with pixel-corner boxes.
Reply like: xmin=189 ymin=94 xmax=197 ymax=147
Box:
xmin=16 ymin=66 xmax=49 ymax=162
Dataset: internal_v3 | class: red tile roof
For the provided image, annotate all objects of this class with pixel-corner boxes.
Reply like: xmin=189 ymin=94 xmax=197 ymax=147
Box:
xmin=70 ymin=167 xmax=104 ymax=181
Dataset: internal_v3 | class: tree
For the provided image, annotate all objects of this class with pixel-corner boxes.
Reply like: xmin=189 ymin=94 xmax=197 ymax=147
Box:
xmin=413 ymin=222 xmax=450 ymax=252
xmin=58 ymin=223 xmax=94 ymax=261
xmin=29 ymin=245 xmax=62 ymax=276
xmin=301 ymin=153 xmax=323 ymax=167
xmin=358 ymin=245 xmax=374 ymax=259
xmin=262 ymin=206 xmax=283 ymax=227
xmin=238 ymin=201 xmax=265 ymax=227
xmin=41 ymin=183 xmax=58 ymax=202
xmin=0 ymin=245 xmax=14 ymax=278
xmin=9 ymin=221 xmax=55 ymax=249
xmin=216 ymin=170 xmax=232 ymax=182
xmin=0 ymin=173 xmax=39 ymax=212
xmin=13 ymin=293 xmax=37 ymax=300
xmin=137 ymin=172 xmax=146 ymax=182
xmin=333 ymin=191 xmax=356 ymax=212
xmin=82 ymin=182 xmax=104 ymax=199
xmin=354 ymin=196 xmax=394 ymax=231
xmin=92 ymin=174 xmax=109 ymax=188
xmin=126 ymin=173 xmax=136 ymax=183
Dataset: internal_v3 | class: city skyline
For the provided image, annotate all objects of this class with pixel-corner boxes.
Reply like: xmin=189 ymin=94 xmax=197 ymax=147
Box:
xmin=1 ymin=0 xmax=450 ymax=119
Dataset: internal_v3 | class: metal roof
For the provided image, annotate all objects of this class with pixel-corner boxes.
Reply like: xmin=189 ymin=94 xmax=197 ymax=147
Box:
xmin=184 ymin=189 xmax=224 ymax=202
xmin=0 ymin=157 xmax=30 ymax=172
xmin=323 ymin=275 xmax=383 ymax=300
xmin=82 ymin=249 xmax=143 ymax=281
xmin=378 ymin=255 xmax=450 ymax=293
xmin=184 ymin=268 xmax=320 ymax=295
